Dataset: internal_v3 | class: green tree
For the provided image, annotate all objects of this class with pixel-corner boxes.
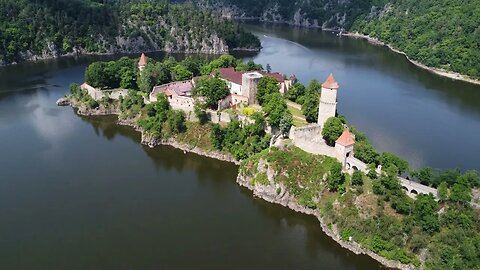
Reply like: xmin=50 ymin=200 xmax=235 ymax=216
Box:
xmin=328 ymin=162 xmax=345 ymax=192
xmin=285 ymin=82 xmax=306 ymax=103
xmin=414 ymin=194 xmax=439 ymax=234
xmin=279 ymin=111 xmax=293 ymax=137
xmin=354 ymin=141 xmax=379 ymax=165
xmin=120 ymin=67 xmax=137 ymax=89
xmin=437 ymin=181 xmax=448 ymax=202
xmin=379 ymin=152 xmax=409 ymax=174
xmin=193 ymin=77 xmax=230 ymax=108
xmin=166 ymin=110 xmax=186 ymax=133
xmin=300 ymin=80 xmax=321 ymax=122
xmin=173 ymin=64 xmax=193 ymax=81
xmin=322 ymin=117 xmax=344 ymax=146
xmin=256 ymin=76 xmax=280 ymax=105
xmin=194 ymin=100 xmax=208 ymax=125
xmin=352 ymin=170 xmax=364 ymax=186
xmin=263 ymin=92 xmax=289 ymax=128
xmin=210 ymin=123 xmax=225 ymax=150
xmin=367 ymin=163 xmax=378 ymax=179
xmin=85 ymin=62 xmax=107 ymax=88
xmin=450 ymin=178 xmax=472 ymax=204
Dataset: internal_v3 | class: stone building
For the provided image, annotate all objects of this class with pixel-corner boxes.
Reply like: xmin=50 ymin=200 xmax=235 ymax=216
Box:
xmin=149 ymin=79 xmax=196 ymax=112
xmin=334 ymin=129 xmax=355 ymax=165
xmin=215 ymin=67 xmax=294 ymax=107
xmin=318 ymin=73 xmax=339 ymax=127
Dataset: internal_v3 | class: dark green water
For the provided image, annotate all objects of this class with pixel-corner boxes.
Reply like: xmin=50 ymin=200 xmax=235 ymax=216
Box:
xmin=1 ymin=23 xmax=479 ymax=269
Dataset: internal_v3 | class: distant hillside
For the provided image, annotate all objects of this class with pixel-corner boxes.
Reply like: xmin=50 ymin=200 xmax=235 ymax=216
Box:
xmin=0 ymin=0 xmax=260 ymax=65
xmin=190 ymin=0 xmax=480 ymax=79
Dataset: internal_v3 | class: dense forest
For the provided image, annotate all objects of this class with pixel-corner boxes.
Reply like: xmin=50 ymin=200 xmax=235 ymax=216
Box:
xmin=191 ymin=0 xmax=480 ymax=79
xmin=0 ymin=0 xmax=260 ymax=65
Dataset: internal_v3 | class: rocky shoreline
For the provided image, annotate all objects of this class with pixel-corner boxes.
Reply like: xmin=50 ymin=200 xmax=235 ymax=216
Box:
xmin=342 ymin=32 xmax=480 ymax=86
xmin=236 ymin=173 xmax=418 ymax=270
xmin=62 ymin=97 xmax=414 ymax=270
xmin=0 ymin=46 xmax=259 ymax=68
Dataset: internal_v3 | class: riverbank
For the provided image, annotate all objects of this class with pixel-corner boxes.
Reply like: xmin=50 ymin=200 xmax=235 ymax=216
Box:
xmin=61 ymin=97 xmax=413 ymax=270
xmin=0 ymin=46 xmax=261 ymax=68
xmin=236 ymin=172 xmax=417 ymax=270
xmin=342 ymin=32 xmax=480 ymax=86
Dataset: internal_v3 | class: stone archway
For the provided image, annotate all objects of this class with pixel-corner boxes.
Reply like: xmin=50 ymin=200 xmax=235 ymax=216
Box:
xmin=411 ymin=189 xmax=418 ymax=195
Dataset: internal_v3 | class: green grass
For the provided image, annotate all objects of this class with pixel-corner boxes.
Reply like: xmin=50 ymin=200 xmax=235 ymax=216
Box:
xmin=287 ymin=102 xmax=308 ymax=127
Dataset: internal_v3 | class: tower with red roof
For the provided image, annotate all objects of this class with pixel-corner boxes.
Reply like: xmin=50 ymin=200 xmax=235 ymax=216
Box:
xmin=138 ymin=53 xmax=148 ymax=72
xmin=318 ymin=73 xmax=339 ymax=127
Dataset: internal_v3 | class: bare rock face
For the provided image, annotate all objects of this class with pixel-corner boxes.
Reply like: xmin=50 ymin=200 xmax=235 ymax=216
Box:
xmin=56 ymin=97 xmax=70 ymax=106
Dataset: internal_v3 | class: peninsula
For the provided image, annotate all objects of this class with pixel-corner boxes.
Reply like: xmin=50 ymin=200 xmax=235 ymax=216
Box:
xmin=59 ymin=53 xmax=480 ymax=270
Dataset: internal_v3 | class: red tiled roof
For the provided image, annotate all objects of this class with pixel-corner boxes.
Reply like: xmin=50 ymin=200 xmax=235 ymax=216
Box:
xmin=217 ymin=68 xmax=287 ymax=85
xmin=138 ymin=53 xmax=147 ymax=66
xmin=163 ymin=89 xmax=173 ymax=96
xmin=218 ymin=68 xmax=244 ymax=85
xmin=322 ymin=73 xmax=339 ymax=89
xmin=336 ymin=130 xmax=355 ymax=146
xmin=261 ymin=72 xmax=284 ymax=83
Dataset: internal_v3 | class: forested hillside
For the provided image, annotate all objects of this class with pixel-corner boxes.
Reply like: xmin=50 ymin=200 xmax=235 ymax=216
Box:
xmin=191 ymin=0 xmax=480 ymax=79
xmin=0 ymin=0 xmax=260 ymax=65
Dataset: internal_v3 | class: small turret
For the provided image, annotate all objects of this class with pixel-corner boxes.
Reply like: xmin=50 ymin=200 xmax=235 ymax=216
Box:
xmin=138 ymin=53 xmax=148 ymax=72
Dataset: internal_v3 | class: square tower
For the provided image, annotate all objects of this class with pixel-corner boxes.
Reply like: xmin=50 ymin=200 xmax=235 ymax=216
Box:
xmin=241 ymin=72 xmax=263 ymax=105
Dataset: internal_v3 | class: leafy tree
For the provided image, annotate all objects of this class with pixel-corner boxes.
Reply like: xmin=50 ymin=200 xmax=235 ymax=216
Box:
xmin=412 ymin=167 xmax=433 ymax=186
xmin=266 ymin=63 xmax=272 ymax=73
xmin=279 ymin=111 xmax=293 ymax=137
xmin=379 ymin=152 xmax=409 ymax=174
xmin=85 ymin=62 xmax=108 ymax=88
xmin=285 ymin=82 xmax=306 ymax=103
xmin=263 ymin=92 xmax=289 ymax=127
xmin=352 ymin=170 xmax=364 ymax=186
xmin=166 ymin=110 xmax=186 ymax=133
xmin=414 ymin=194 xmax=440 ymax=234
xmin=328 ymin=162 xmax=345 ymax=192
xmin=354 ymin=141 xmax=379 ymax=165
xmin=210 ymin=123 xmax=225 ymax=149
xmin=367 ymin=163 xmax=378 ymax=179
xmin=322 ymin=117 xmax=344 ymax=146
xmin=201 ymin=54 xmax=238 ymax=75
xmin=256 ymin=76 xmax=280 ymax=105
xmin=300 ymin=80 xmax=321 ymax=122
xmin=437 ymin=181 xmax=449 ymax=202
xmin=236 ymin=60 xmax=263 ymax=71
xmin=194 ymin=100 xmax=208 ymax=125
xmin=193 ymin=77 xmax=230 ymax=108
xmin=173 ymin=64 xmax=193 ymax=81
xmin=120 ymin=67 xmax=137 ymax=89
xmin=450 ymin=178 xmax=472 ymax=204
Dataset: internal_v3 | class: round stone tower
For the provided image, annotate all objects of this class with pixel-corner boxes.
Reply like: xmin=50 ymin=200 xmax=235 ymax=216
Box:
xmin=318 ymin=73 xmax=339 ymax=127
xmin=241 ymin=72 xmax=263 ymax=105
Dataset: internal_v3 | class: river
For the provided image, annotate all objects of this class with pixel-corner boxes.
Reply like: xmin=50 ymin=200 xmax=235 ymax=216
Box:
xmin=239 ymin=23 xmax=480 ymax=171
xmin=1 ymin=23 xmax=479 ymax=269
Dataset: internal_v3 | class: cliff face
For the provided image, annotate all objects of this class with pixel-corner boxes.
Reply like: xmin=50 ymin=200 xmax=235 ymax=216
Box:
xmin=0 ymin=1 xmax=259 ymax=65
xmin=190 ymin=0 xmax=375 ymax=30
xmin=190 ymin=0 xmax=480 ymax=79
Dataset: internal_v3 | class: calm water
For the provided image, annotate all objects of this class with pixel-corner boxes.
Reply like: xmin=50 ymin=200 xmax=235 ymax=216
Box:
xmin=1 ymin=22 xmax=479 ymax=269
xmin=240 ymin=23 xmax=480 ymax=171
xmin=0 ymin=56 xmax=385 ymax=269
